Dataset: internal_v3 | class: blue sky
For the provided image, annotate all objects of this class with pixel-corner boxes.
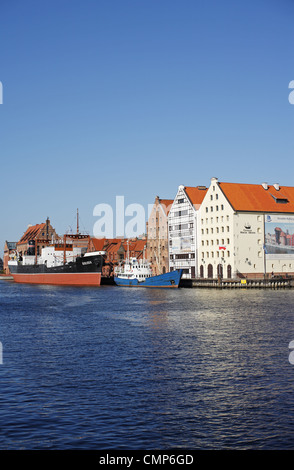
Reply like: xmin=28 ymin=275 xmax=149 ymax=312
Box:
xmin=0 ymin=0 xmax=293 ymax=251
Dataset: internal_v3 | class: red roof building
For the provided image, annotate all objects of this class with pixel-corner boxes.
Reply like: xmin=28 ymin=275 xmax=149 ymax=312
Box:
xmin=88 ymin=237 xmax=147 ymax=277
xmin=199 ymin=177 xmax=294 ymax=280
xmin=16 ymin=218 xmax=59 ymax=257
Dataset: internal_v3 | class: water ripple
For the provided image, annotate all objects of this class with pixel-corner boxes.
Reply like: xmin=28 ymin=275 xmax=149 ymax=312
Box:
xmin=1 ymin=283 xmax=294 ymax=449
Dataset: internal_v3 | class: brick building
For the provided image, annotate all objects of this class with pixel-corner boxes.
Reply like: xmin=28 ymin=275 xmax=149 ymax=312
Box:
xmin=88 ymin=237 xmax=147 ymax=277
xmin=146 ymin=196 xmax=173 ymax=275
xmin=16 ymin=218 xmax=59 ymax=257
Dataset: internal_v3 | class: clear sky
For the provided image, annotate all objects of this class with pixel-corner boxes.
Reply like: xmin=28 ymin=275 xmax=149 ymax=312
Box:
xmin=0 ymin=0 xmax=293 ymax=251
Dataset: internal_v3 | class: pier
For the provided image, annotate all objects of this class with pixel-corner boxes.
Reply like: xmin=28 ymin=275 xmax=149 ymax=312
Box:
xmin=180 ymin=277 xmax=293 ymax=289
xmin=0 ymin=275 xmax=13 ymax=281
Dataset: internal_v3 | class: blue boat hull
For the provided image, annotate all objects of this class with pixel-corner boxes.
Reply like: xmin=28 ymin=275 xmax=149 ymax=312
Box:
xmin=114 ymin=269 xmax=183 ymax=288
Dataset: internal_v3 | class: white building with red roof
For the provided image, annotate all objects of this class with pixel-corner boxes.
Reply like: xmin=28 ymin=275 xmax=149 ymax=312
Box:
xmin=199 ymin=177 xmax=294 ymax=279
xmin=168 ymin=184 xmax=208 ymax=279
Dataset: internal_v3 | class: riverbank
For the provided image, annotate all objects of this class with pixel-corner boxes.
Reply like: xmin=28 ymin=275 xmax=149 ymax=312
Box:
xmin=1 ymin=274 xmax=293 ymax=288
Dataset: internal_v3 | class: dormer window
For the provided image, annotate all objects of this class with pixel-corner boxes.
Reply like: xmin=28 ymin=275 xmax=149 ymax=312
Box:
xmin=270 ymin=193 xmax=289 ymax=204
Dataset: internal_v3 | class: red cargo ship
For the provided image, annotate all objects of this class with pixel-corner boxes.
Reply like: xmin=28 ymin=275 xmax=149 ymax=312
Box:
xmin=8 ymin=235 xmax=105 ymax=287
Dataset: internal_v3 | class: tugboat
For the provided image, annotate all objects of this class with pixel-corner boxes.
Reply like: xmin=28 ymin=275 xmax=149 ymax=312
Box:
xmin=114 ymin=257 xmax=183 ymax=288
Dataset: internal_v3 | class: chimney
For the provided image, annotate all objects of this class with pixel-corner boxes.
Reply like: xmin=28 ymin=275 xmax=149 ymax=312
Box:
xmin=262 ymin=182 xmax=268 ymax=190
xmin=273 ymin=183 xmax=280 ymax=191
xmin=46 ymin=217 xmax=50 ymax=240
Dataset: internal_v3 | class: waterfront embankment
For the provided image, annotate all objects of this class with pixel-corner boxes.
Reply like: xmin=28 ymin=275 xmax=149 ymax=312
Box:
xmin=180 ymin=277 xmax=293 ymax=289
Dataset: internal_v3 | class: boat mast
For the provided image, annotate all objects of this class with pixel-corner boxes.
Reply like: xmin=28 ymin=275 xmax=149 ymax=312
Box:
xmin=77 ymin=208 xmax=80 ymax=235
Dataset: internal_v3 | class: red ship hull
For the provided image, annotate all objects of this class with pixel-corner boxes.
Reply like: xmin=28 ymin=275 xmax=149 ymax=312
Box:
xmin=12 ymin=272 xmax=102 ymax=286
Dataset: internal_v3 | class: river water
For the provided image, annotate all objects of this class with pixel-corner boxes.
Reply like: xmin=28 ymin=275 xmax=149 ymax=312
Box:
xmin=1 ymin=280 xmax=294 ymax=450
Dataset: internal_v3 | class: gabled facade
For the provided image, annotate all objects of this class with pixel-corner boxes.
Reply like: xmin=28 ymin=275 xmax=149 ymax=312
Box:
xmin=146 ymin=196 xmax=173 ymax=275
xmin=17 ymin=218 xmax=59 ymax=256
xmin=168 ymin=185 xmax=207 ymax=278
xmin=199 ymin=177 xmax=294 ymax=279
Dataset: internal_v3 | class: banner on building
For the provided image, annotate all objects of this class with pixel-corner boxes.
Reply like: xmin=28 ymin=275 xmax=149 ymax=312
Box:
xmin=264 ymin=214 xmax=294 ymax=258
xmin=172 ymin=237 xmax=192 ymax=252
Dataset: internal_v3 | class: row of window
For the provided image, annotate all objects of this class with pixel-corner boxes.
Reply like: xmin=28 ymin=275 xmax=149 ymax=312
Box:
xmin=170 ymin=253 xmax=195 ymax=260
xmin=202 ymin=215 xmax=229 ymax=224
xmin=205 ymin=205 xmax=224 ymax=212
xmin=173 ymin=209 xmax=189 ymax=217
xmin=202 ymin=238 xmax=230 ymax=246
xmin=169 ymin=222 xmax=194 ymax=231
xmin=201 ymin=251 xmax=230 ymax=258
xmin=202 ymin=226 xmax=230 ymax=234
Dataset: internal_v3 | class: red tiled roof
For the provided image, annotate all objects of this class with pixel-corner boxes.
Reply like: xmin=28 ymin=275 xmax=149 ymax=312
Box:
xmin=107 ymin=241 xmax=124 ymax=253
xmin=122 ymin=239 xmax=147 ymax=254
xmin=18 ymin=223 xmax=46 ymax=244
xmin=159 ymin=199 xmax=173 ymax=215
xmin=219 ymin=182 xmax=294 ymax=213
xmin=91 ymin=238 xmax=106 ymax=251
xmin=185 ymin=186 xmax=208 ymax=209
xmin=130 ymin=239 xmax=147 ymax=251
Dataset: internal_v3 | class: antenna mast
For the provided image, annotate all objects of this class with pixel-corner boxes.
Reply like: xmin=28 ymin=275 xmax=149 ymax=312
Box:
xmin=77 ymin=208 xmax=80 ymax=235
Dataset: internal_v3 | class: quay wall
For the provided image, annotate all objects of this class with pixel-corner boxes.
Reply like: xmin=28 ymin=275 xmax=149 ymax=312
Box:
xmin=180 ymin=277 xmax=293 ymax=289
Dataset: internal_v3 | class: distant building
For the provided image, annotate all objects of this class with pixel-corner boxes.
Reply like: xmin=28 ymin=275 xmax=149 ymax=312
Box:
xmin=3 ymin=241 xmax=17 ymax=274
xmin=124 ymin=238 xmax=147 ymax=261
xmin=168 ymin=185 xmax=207 ymax=279
xmin=146 ymin=196 xmax=173 ymax=275
xmin=88 ymin=237 xmax=147 ymax=277
xmin=16 ymin=218 xmax=59 ymax=257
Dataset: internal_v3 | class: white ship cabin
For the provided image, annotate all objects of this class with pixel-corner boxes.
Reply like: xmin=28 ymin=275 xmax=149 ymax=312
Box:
xmin=38 ymin=244 xmax=83 ymax=268
xmin=14 ymin=242 xmax=88 ymax=268
xmin=115 ymin=257 xmax=153 ymax=280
